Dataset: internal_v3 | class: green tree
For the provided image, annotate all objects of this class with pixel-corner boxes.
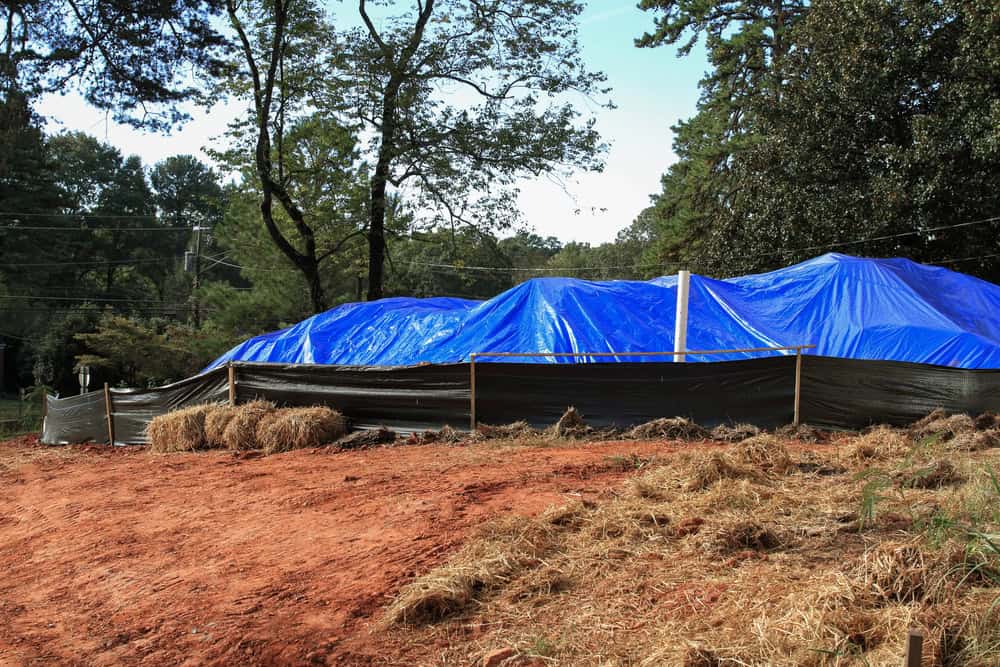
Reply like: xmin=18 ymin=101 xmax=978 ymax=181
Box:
xmin=1 ymin=0 xmax=227 ymax=130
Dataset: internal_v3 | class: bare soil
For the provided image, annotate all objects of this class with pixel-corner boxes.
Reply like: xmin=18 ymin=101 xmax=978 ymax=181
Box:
xmin=0 ymin=434 xmax=716 ymax=665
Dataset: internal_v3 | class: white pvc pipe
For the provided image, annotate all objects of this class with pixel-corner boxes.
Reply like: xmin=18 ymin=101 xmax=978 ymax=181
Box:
xmin=674 ymin=270 xmax=690 ymax=362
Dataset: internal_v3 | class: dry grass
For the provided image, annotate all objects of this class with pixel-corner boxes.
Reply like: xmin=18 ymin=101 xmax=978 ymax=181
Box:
xmin=379 ymin=415 xmax=1000 ymax=667
xmin=255 ymin=406 xmax=347 ymax=455
xmin=204 ymin=406 xmax=237 ymax=448
xmin=709 ymin=422 xmax=760 ymax=442
xmin=220 ymin=400 xmax=275 ymax=451
xmin=733 ymin=434 xmax=793 ymax=473
xmin=627 ymin=416 xmax=708 ymax=441
xmin=146 ymin=404 xmax=219 ymax=453
xmin=846 ymin=426 xmax=913 ymax=462
xmin=473 ymin=421 xmax=539 ymax=441
xmin=550 ymin=407 xmax=592 ymax=439
xmin=911 ymin=411 xmax=975 ymax=443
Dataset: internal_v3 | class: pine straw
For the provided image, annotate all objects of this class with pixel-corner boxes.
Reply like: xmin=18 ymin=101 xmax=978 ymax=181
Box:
xmin=910 ymin=411 xmax=975 ymax=443
xmin=146 ymin=403 xmax=219 ymax=453
xmin=380 ymin=428 xmax=1000 ymax=666
xmin=733 ymin=434 xmax=793 ymax=473
xmin=948 ymin=429 xmax=1000 ymax=452
xmin=220 ymin=400 xmax=275 ymax=451
xmin=710 ymin=422 xmax=760 ymax=443
xmin=846 ymin=426 xmax=913 ymax=462
xmin=255 ymin=406 xmax=347 ymax=454
xmin=627 ymin=417 xmax=708 ymax=441
xmin=685 ymin=451 xmax=761 ymax=491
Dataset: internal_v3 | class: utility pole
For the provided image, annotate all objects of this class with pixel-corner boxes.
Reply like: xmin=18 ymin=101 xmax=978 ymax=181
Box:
xmin=185 ymin=225 xmax=204 ymax=328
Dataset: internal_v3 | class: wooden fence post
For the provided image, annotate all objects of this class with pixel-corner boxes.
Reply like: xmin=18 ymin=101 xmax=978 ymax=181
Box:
xmin=103 ymin=382 xmax=115 ymax=446
xmin=228 ymin=363 xmax=237 ymax=406
xmin=904 ymin=628 xmax=923 ymax=667
xmin=793 ymin=347 xmax=803 ymax=426
xmin=469 ymin=354 xmax=477 ymax=432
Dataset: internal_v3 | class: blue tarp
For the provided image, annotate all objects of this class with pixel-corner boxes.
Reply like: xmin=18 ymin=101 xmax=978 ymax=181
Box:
xmin=205 ymin=253 xmax=1000 ymax=370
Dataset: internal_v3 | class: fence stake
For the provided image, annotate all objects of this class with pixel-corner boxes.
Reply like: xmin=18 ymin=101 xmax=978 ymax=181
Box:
xmin=103 ymin=382 xmax=115 ymax=446
xmin=469 ymin=353 xmax=477 ymax=431
xmin=904 ymin=628 xmax=923 ymax=667
xmin=228 ymin=363 xmax=236 ymax=406
xmin=793 ymin=347 xmax=803 ymax=426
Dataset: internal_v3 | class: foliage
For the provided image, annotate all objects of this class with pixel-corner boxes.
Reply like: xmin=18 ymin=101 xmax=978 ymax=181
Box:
xmin=0 ymin=0 xmax=228 ymax=130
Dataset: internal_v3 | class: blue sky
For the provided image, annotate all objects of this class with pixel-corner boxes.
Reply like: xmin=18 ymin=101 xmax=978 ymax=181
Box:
xmin=35 ymin=1 xmax=708 ymax=245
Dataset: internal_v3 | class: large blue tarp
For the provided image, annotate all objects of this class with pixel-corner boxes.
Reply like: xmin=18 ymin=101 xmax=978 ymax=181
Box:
xmin=205 ymin=253 xmax=1000 ymax=370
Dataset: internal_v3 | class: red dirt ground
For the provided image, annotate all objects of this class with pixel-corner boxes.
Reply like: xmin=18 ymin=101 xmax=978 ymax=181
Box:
xmin=0 ymin=434 xmax=719 ymax=665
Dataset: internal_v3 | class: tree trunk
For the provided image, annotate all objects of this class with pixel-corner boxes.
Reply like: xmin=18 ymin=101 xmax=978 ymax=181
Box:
xmin=367 ymin=171 xmax=387 ymax=301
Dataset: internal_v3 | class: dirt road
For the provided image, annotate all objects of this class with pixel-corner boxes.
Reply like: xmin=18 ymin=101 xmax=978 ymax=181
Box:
xmin=0 ymin=435 xmax=702 ymax=665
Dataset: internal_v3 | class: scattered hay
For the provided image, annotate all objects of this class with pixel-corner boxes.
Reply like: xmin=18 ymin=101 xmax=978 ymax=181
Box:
xmin=550 ymin=407 xmax=593 ymax=439
xmin=846 ymin=426 xmax=912 ymax=462
xmin=910 ymin=412 xmax=975 ymax=443
xmin=627 ymin=417 xmax=708 ymax=441
xmin=853 ymin=540 xmax=929 ymax=603
xmin=973 ymin=412 xmax=999 ymax=430
xmin=686 ymin=452 xmax=759 ymax=491
xmin=948 ymin=429 xmax=1000 ymax=452
xmin=709 ymin=422 xmax=760 ymax=443
xmin=255 ymin=406 xmax=347 ymax=455
xmin=204 ymin=405 xmax=237 ymax=448
xmin=775 ymin=422 xmax=826 ymax=442
xmin=382 ymin=516 xmax=555 ymax=626
xmin=332 ymin=427 xmax=395 ymax=450
xmin=899 ymin=459 xmax=964 ymax=489
xmin=410 ymin=425 xmax=464 ymax=445
xmin=220 ymin=400 xmax=275 ymax=451
xmin=474 ymin=421 xmax=538 ymax=440
xmin=146 ymin=403 xmax=218 ymax=453
xmin=912 ymin=408 xmax=948 ymax=431
xmin=701 ymin=517 xmax=781 ymax=555
xmin=541 ymin=501 xmax=590 ymax=529
xmin=733 ymin=434 xmax=792 ymax=473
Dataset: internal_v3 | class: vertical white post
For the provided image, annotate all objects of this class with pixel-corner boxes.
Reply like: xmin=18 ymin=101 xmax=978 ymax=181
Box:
xmin=674 ymin=270 xmax=690 ymax=363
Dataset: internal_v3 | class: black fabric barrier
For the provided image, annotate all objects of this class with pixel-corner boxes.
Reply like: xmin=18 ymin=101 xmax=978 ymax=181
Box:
xmin=42 ymin=390 xmax=109 ymax=445
xmin=233 ymin=362 xmax=470 ymax=433
xmin=800 ymin=356 xmax=1000 ymax=429
xmin=37 ymin=355 xmax=1000 ymax=445
xmin=475 ymin=357 xmax=797 ymax=429
xmin=111 ymin=368 xmax=230 ymax=445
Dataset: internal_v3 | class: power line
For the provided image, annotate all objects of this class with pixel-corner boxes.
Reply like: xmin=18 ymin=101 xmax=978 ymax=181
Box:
xmin=0 ymin=211 xmax=160 ymax=220
xmin=1 ymin=224 xmax=191 ymax=232
xmin=0 ymin=256 xmax=179 ymax=268
xmin=0 ymin=295 xmax=190 ymax=304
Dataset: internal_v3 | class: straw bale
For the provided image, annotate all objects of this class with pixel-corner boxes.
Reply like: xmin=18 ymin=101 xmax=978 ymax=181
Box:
xmin=627 ymin=417 xmax=708 ymax=441
xmin=204 ymin=405 xmax=237 ymax=449
xmin=733 ymin=434 xmax=792 ymax=473
xmin=846 ymin=426 xmax=912 ymax=462
xmin=709 ymin=422 xmax=760 ymax=443
xmin=550 ymin=407 xmax=592 ymax=439
xmin=146 ymin=403 xmax=217 ymax=453
xmin=256 ymin=406 xmax=347 ymax=454
xmin=220 ymin=399 xmax=275 ymax=451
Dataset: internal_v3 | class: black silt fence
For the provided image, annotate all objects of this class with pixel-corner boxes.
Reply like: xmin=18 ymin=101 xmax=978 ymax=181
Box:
xmin=40 ymin=356 xmax=1000 ymax=445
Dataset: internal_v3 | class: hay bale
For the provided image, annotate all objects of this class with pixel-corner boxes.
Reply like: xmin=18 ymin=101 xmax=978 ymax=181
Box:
xmin=332 ymin=427 xmax=395 ymax=450
xmin=255 ymin=406 xmax=347 ymax=455
xmin=846 ymin=426 xmax=911 ymax=463
xmin=627 ymin=417 xmax=708 ymax=441
xmin=220 ymin=399 xmax=275 ymax=451
xmin=686 ymin=452 xmax=758 ymax=491
xmin=709 ymin=422 xmax=760 ymax=443
xmin=551 ymin=407 xmax=592 ymax=439
xmin=146 ymin=404 xmax=217 ymax=453
xmin=733 ymin=434 xmax=792 ymax=473
xmin=854 ymin=540 xmax=929 ymax=603
xmin=204 ymin=405 xmax=237 ymax=449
